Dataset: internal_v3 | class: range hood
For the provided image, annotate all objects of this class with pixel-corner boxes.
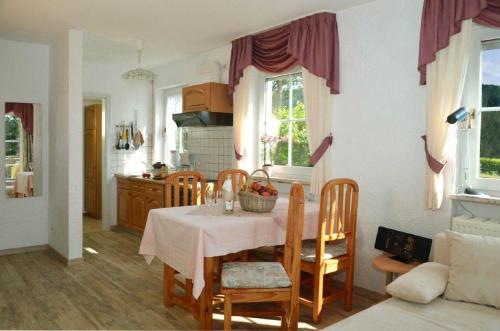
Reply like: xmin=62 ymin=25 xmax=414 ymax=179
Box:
xmin=173 ymin=111 xmax=233 ymax=127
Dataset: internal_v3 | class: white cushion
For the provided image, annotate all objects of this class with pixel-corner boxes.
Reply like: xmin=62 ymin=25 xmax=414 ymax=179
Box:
xmin=444 ymin=231 xmax=500 ymax=309
xmin=430 ymin=232 xmax=449 ymax=265
xmin=386 ymin=262 xmax=449 ymax=304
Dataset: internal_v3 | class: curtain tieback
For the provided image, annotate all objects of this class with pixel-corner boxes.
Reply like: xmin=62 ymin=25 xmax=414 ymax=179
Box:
xmin=234 ymin=146 xmax=244 ymax=161
xmin=421 ymin=135 xmax=446 ymax=174
xmin=310 ymin=134 xmax=333 ymax=166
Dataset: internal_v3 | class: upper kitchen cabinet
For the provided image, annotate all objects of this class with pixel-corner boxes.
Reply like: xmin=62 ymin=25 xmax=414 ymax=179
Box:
xmin=182 ymin=82 xmax=232 ymax=113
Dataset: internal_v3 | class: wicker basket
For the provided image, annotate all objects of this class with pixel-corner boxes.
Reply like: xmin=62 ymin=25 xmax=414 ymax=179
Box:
xmin=238 ymin=169 xmax=278 ymax=213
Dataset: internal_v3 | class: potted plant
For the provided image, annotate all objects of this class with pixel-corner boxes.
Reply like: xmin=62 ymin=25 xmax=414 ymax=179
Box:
xmin=260 ymin=135 xmax=281 ymax=177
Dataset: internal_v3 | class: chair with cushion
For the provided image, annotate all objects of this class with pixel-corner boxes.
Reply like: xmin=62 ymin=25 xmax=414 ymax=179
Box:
xmin=164 ymin=171 xmax=207 ymax=317
xmin=221 ymin=183 xmax=305 ymax=331
xmin=277 ymin=178 xmax=359 ymax=323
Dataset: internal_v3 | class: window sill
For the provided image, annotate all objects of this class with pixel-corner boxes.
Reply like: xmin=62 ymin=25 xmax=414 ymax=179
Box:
xmin=253 ymin=175 xmax=310 ymax=185
xmin=448 ymin=193 xmax=500 ymax=206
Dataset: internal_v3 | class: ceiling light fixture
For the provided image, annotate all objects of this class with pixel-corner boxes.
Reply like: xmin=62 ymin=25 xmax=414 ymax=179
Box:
xmin=122 ymin=40 xmax=157 ymax=81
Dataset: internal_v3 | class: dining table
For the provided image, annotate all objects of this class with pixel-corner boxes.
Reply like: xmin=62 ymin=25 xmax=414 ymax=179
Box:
xmin=139 ymin=197 xmax=320 ymax=330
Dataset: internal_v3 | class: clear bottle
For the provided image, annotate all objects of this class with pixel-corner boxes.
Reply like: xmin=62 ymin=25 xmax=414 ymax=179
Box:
xmin=222 ymin=175 xmax=234 ymax=214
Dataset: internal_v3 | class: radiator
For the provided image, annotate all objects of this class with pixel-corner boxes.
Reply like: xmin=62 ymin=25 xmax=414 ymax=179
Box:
xmin=452 ymin=214 xmax=500 ymax=238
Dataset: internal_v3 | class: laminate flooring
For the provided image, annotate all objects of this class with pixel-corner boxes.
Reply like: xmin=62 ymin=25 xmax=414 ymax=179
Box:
xmin=0 ymin=230 xmax=382 ymax=330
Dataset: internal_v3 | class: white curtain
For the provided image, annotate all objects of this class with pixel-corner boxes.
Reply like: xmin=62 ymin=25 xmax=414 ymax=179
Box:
xmin=302 ymin=67 xmax=334 ymax=195
xmin=163 ymin=91 xmax=182 ymax=165
xmin=233 ymin=66 xmax=260 ymax=172
xmin=425 ymin=20 xmax=472 ymax=210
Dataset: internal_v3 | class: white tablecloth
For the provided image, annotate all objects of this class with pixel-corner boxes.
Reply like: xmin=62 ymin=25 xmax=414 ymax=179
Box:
xmin=139 ymin=198 xmax=320 ymax=298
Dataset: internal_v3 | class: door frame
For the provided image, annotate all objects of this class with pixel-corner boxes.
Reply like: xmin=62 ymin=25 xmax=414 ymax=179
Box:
xmin=83 ymin=93 xmax=111 ymax=231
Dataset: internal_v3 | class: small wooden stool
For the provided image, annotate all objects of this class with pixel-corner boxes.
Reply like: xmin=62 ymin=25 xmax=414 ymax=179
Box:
xmin=372 ymin=254 xmax=420 ymax=285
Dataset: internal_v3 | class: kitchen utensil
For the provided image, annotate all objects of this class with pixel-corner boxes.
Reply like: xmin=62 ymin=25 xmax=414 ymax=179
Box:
xmin=134 ymin=129 xmax=144 ymax=147
xmin=115 ymin=129 xmax=121 ymax=150
xmin=124 ymin=127 xmax=130 ymax=150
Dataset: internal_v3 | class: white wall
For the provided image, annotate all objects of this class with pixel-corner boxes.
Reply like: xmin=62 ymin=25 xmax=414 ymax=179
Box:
xmin=333 ymin=0 xmax=453 ymax=292
xmin=83 ymin=61 xmax=153 ymax=227
xmin=48 ymin=30 xmax=84 ymax=260
xmin=0 ymin=39 xmax=50 ymax=250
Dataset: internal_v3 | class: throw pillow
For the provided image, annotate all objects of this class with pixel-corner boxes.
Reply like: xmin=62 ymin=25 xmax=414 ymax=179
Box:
xmin=444 ymin=231 xmax=500 ymax=309
xmin=386 ymin=262 xmax=449 ymax=304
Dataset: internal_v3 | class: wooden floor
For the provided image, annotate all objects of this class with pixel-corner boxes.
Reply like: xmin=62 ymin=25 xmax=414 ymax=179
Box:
xmin=83 ymin=215 xmax=103 ymax=234
xmin=0 ymin=230 xmax=382 ymax=330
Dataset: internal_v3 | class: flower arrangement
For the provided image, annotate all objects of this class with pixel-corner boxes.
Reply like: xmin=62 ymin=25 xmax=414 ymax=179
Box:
xmin=260 ymin=134 xmax=281 ymax=166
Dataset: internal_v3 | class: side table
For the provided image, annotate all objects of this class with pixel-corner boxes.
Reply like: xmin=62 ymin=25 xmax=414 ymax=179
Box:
xmin=372 ymin=254 xmax=420 ymax=285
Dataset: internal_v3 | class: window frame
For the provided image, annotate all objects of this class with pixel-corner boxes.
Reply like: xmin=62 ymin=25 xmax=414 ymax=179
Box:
xmin=462 ymin=25 xmax=500 ymax=193
xmin=261 ymin=69 xmax=312 ymax=182
xmin=4 ymin=114 xmax=22 ymax=182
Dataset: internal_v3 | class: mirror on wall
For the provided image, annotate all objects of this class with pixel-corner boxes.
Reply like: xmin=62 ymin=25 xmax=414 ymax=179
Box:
xmin=5 ymin=102 xmax=42 ymax=198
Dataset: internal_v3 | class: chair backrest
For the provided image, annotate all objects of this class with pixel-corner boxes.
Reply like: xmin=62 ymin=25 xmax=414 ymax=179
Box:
xmin=317 ymin=178 xmax=359 ymax=259
xmin=282 ymin=183 xmax=305 ymax=323
xmin=214 ymin=169 xmax=249 ymax=200
xmin=165 ymin=171 xmax=207 ymax=207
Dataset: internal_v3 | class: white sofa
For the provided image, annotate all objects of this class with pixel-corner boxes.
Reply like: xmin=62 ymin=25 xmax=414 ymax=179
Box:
xmin=326 ymin=233 xmax=500 ymax=330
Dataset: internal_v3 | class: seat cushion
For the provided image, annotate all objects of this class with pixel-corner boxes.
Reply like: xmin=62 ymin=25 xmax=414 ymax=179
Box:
xmin=222 ymin=262 xmax=291 ymax=289
xmin=277 ymin=240 xmax=347 ymax=262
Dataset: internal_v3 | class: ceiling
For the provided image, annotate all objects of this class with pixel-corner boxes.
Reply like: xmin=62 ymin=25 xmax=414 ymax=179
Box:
xmin=0 ymin=0 xmax=375 ymax=68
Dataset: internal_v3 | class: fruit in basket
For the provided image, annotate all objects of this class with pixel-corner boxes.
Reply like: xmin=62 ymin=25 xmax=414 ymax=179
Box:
xmin=246 ymin=181 xmax=278 ymax=197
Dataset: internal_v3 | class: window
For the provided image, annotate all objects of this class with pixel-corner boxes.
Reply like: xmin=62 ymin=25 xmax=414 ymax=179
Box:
xmin=462 ymin=26 xmax=500 ymax=192
xmin=163 ymin=88 xmax=187 ymax=164
xmin=478 ymin=41 xmax=500 ymax=180
xmin=5 ymin=114 xmax=21 ymax=182
xmin=263 ymin=72 xmax=311 ymax=180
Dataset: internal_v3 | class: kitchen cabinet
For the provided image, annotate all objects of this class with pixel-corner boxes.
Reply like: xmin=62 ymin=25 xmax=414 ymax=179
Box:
xmin=182 ymin=82 xmax=232 ymax=113
xmin=116 ymin=177 xmax=165 ymax=232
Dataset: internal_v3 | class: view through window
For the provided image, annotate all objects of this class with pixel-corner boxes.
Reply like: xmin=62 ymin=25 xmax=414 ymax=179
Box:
xmin=265 ymin=72 xmax=311 ymax=168
xmin=5 ymin=114 xmax=21 ymax=183
xmin=480 ymin=41 xmax=500 ymax=179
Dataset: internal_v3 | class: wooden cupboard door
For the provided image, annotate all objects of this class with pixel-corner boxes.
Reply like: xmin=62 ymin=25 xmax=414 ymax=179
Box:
xmin=183 ymin=83 xmax=211 ymax=111
xmin=117 ymin=189 xmax=131 ymax=226
xmin=142 ymin=196 xmax=163 ymax=230
xmin=130 ymin=192 xmax=146 ymax=230
xmin=84 ymin=104 xmax=102 ymax=219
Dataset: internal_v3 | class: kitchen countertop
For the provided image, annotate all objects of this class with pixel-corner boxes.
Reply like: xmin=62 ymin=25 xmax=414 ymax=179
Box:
xmin=115 ymin=173 xmax=216 ymax=184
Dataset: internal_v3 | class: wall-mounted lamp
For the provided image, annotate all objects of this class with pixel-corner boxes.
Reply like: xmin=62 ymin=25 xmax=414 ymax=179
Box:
xmin=446 ymin=107 xmax=475 ymax=128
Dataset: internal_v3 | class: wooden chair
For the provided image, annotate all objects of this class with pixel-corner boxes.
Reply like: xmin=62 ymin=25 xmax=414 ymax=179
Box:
xmin=214 ymin=169 xmax=249 ymax=201
xmin=164 ymin=171 xmax=207 ymax=317
xmin=221 ymin=183 xmax=305 ymax=331
xmin=165 ymin=170 xmax=206 ymax=207
xmin=282 ymin=178 xmax=359 ymax=323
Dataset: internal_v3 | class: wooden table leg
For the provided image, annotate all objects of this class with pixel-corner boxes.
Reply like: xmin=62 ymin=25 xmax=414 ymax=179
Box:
xmin=385 ymin=272 xmax=394 ymax=285
xmin=199 ymin=257 xmax=214 ymax=330
xmin=164 ymin=264 xmax=174 ymax=307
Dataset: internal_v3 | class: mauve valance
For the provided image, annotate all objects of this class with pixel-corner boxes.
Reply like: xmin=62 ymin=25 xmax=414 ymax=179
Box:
xmin=228 ymin=12 xmax=339 ymax=102
xmin=5 ymin=102 xmax=34 ymax=136
xmin=418 ymin=0 xmax=500 ymax=85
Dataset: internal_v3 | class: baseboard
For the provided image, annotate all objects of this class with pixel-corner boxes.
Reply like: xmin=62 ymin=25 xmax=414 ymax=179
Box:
xmin=111 ymin=224 xmax=142 ymax=236
xmin=0 ymin=244 xmax=48 ymax=257
xmin=47 ymin=245 xmax=84 ymax=266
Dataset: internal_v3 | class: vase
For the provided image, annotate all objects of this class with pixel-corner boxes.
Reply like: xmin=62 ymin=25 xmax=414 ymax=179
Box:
xmin=262 ymin=165 xmax=273 ymax=177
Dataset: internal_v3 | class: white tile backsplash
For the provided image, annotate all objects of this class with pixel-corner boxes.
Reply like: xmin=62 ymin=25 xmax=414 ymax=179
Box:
xmin=187 ymin=127 xmax=233 ymax=180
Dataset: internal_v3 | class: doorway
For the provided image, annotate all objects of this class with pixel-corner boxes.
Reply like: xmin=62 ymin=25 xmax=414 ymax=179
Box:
xmin=83 ymin=99 xmax=103 ymax=233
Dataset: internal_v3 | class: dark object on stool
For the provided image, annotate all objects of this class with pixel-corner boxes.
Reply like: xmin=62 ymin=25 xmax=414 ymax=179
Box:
xmin=375 ymin=226 xmax=432 ymax=263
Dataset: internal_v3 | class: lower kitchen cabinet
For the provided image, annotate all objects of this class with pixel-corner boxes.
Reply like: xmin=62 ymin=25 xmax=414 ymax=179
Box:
xmin=117 ymin=177 xmax=165 ymax=232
